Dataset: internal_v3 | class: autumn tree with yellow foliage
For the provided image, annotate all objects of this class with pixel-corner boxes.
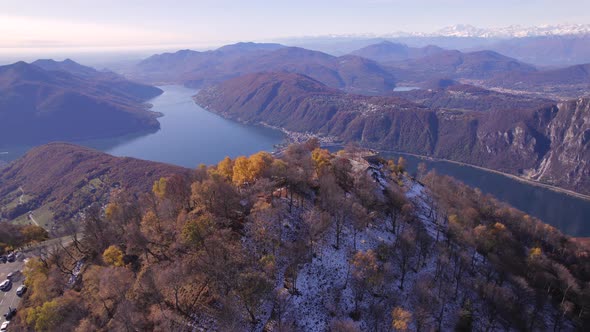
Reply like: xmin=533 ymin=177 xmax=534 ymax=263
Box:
xmin=232 ymin=151 xmax=274 ymax=186
xmin=102 ymin=245 xmax=124 ymax=267
xmin=391 ymin=307 xmax=412 ymax=331
xmin=152 ymin=177 xmax=167 ymax=199
xmin=8 ymin=141 xmax=590 ymax=331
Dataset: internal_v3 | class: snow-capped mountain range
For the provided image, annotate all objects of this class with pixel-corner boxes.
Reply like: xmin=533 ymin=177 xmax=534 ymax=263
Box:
xmin=400 ymin=24 xmax=590 ymax=38
xmin=306 ymin=24 xmax=590 ymax=40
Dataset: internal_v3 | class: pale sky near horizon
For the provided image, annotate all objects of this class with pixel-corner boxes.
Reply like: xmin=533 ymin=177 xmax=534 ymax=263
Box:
xmin=0 ymin=0 xmax=589 ymax=52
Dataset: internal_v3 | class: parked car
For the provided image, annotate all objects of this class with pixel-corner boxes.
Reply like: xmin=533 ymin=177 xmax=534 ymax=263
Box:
xmin=6 ymin=271 xmax=20 ymax=281
xmin=0 ymin=321 xmax=9 ymax=332
xmin=6 ymin=253 xmax=15 ymax=263
xmin=16 ymin=284 xmax=27 ymax=297
xmin=0 ymin=279 xmax=11 ymax=291
xmin=3 ymin=307 xmax=16 ymax=320
xmin=0 ymin=255 xmax=6 ymax=263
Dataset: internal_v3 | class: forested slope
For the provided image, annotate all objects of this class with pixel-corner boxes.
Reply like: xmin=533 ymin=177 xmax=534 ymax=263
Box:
xmin=195 ymin=72 xmax=590 ymax=196
xmin=8 ymin=142 xmax=589 ymax=331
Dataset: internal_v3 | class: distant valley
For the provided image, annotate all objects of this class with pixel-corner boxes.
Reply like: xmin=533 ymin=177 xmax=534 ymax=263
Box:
xmin=126 ymin=41 xmax=590 ymax=100
xmin=484 ymin=63 xmax=590 ymax=99
xmin=116 ymin=40 xmax=590 ymax=196
xmin=2 ymin=40 xmax=587 ymax=199
xmin=349 ymin=42 xmax=589 ymax=99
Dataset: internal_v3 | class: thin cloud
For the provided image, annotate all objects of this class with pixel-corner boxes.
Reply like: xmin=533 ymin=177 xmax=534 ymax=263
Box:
xmin=0 ymin=16 xmax=191 ymax=48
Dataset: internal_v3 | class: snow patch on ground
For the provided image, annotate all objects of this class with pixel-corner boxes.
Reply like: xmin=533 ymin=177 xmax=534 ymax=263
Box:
xmin=284 ymin=170 xmax=447 ymax=331
xmin=67 ymin=259 xmax=85 ymax=287
xmin=258 ymin=166 xmax=568 ymax=331
xmin=288 ymin=214 xmax=396 ymax=331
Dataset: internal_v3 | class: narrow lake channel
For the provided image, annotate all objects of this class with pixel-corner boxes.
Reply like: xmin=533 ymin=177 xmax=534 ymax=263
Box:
xmin=379 ymin=152 xmax=590 ymax=237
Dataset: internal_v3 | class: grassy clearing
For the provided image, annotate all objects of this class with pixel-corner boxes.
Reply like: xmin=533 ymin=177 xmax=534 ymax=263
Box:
xmin=11 ymin=203 xmax=55 ymax=229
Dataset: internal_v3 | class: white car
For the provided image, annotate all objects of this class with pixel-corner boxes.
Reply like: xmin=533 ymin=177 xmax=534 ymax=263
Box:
xmin=16 ymin=285 xmax=27 ymax=297
xmin=0 ymin=321 xmax=8 ymax=332
xmin=0 ymin=279 xmax=10 ymax=291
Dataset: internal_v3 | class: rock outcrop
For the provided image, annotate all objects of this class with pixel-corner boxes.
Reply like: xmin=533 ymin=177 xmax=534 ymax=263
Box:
xmin=528 ymin=98 xmax=590 ymax=191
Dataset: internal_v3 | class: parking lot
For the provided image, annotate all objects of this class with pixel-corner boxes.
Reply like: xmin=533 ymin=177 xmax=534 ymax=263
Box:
xmin=0 ymin=258 xmax=25 ymax=326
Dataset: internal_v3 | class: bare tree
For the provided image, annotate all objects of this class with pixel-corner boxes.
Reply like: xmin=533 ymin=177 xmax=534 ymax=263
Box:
xmin=395 ymin=226 xmax=417 ymax=290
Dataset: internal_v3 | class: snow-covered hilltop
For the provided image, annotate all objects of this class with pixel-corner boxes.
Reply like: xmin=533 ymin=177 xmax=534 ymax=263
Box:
xmin=10 ymin=144 xmax=588 ymax=331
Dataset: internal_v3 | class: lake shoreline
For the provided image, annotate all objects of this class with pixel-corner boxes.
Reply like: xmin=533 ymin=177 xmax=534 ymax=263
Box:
xmin=376 ymin=149 xmax=590 ymax=202
xmin=194 ymin=100 xmax=590 ymax=202
xmin=102 ymin=85 xmax=284 ymax=168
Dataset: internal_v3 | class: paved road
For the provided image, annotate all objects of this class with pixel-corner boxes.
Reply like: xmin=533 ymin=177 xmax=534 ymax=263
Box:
xmin=0 ymin=235 xmax=78 ymax=326
xmin=0 ymin=258 xmax=25 ymax=325
xmin=18 ymin=187 xmax=24 ymax=205
xmin=20 ymin=234 xmax=77 ymax=255
xmin=28 ymin=213 xmax=40 ymax=227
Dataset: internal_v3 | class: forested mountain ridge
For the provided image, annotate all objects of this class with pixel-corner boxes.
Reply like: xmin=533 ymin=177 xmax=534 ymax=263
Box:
xmin=0 ymin=143 xmax=189 ymax=233
xmin=195 ymin=72 xmax=590 ymax=196
xmin=31 ymin=59 xmax=164 ymax=101
xmin=130 ymin=43 xmax=396 ymax=95
xmin=350 ymin=41 xmax=445 ymax=62
xmin=8 ymin=141 xmax=589 ymax=331
xmin=348 ymin=41 xmax=590 ymax=99
xmin=0 ymin=61 xmax=163 ymax=145
xmin=387 ymin=49 xmax=537 ymax=82
xmin=32 ymin=59 xmax=101 ymax=78
xmin=129 ymin=41 xmax=590 ymax=101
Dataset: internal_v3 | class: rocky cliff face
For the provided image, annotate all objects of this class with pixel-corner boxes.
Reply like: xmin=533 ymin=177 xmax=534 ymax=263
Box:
xmin=528 ymin=98 xmax=590 ymax=191
xmin=195 ymin=72 xmax=590 ymax=195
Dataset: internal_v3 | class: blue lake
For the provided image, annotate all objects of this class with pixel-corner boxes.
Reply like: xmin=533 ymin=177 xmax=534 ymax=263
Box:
xmin=1 ymin=85 xmax=589 ymax=236
xmin=0 ymin=85 xmax=285 ymax=168
xmin=103 ymin=85 xmax=285 ymax=167
xmin=380 ymin=152 xmax=590 ymax=237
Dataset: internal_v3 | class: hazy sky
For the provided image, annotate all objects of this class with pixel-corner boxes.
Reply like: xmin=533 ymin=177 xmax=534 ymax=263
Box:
xmin=1 ymin=0 xmax=589 ymax=52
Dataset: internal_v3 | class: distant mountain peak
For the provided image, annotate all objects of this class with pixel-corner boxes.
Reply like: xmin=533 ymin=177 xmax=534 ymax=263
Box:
xmin=0 ymin=61 xmax=50 ymax=82
xmin=216 ymin=42 xmax=285 ymax=53
xmin=223 ymin=41 xmax=284 ymax=48
xmin=11 ymin=60 xmax=30 ymax=68
xmin=0 ymin=59 xmax=163 ymax=144
xmin=428 ymin=23 xmax=590 ymax=38
xmin=32 ymin=58 xmax=99 ymax=77
xmin=369 ymin=41 xmax=408 ymax=50
xmin=306 ymin=24 xmax=590 ymax=40
xmin=158 ymin=49 xmax=200 ymax=57
xmin=350 ymin=42 xmax=445 ymax=63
